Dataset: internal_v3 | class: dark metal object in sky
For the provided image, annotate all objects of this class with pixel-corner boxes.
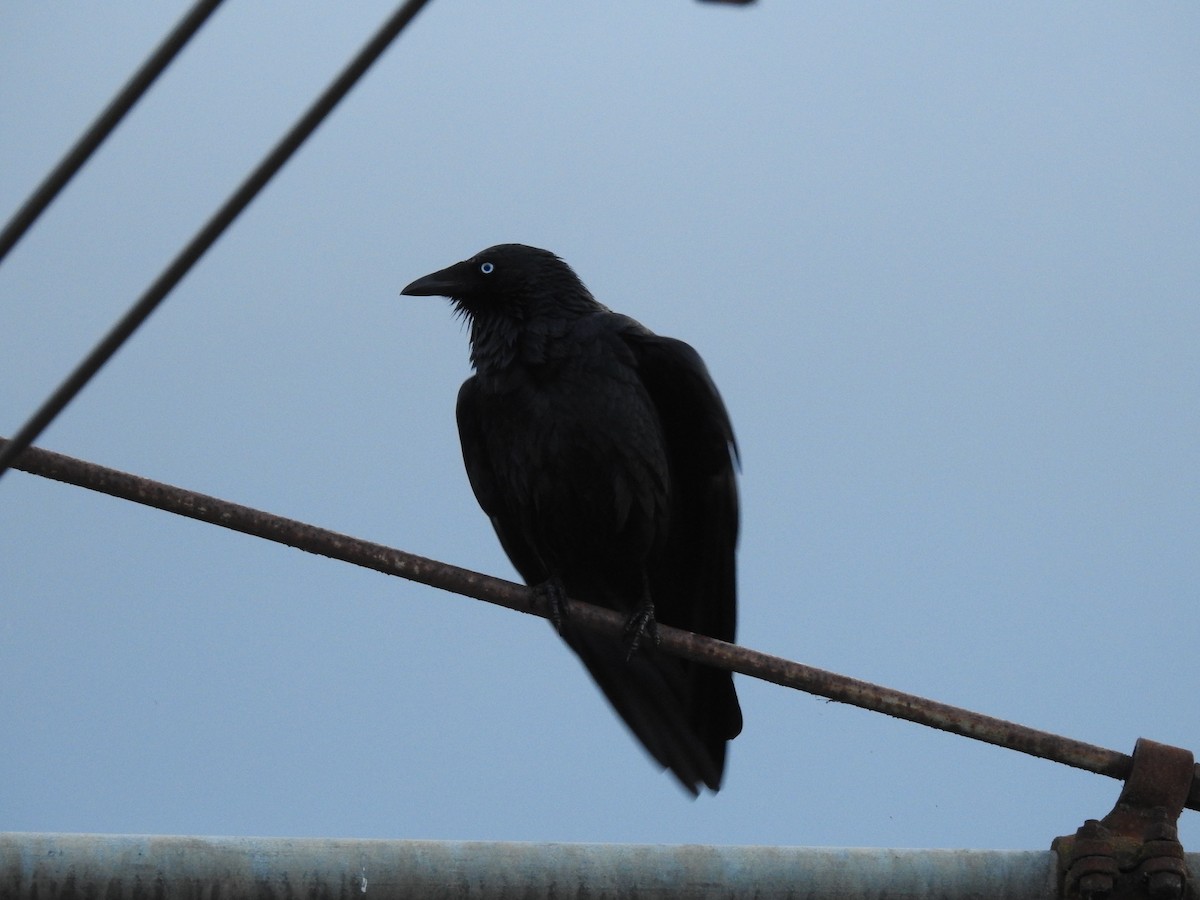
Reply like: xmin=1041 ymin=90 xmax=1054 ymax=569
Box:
xmin=0 ymin=0 xmax=226 ymax=265
xmin=0 ymin=0 xmax=434 ymax=483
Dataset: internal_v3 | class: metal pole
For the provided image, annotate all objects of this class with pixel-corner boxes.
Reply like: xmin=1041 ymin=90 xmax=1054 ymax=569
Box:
xmin=0 ymin=0 xmax=434 ymax=481
xmin=0 ymin=833 xmax=1079 ymax=900
xmin=0 ymin=0 xmax=226 ymax=265
xmin=16 ymin=437 xmax=1200 ymax=815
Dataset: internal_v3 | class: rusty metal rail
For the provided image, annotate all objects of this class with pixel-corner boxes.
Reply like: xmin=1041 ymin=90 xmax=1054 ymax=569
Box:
xmin=5 ymin=437 xmax=1200 ymax=812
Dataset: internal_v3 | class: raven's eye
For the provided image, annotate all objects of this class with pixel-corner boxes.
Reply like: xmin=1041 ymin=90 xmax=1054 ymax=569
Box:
xmin=480 ymin=262 xmax=494 ymax=275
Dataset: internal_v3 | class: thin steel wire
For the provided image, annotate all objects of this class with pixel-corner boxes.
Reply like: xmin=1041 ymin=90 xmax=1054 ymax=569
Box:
xmin=0 ymin=0 xmax=226 ymax=265
xmin=7 ymin=436 xmax=1196 ymax=811
xmin=0 ymin=0 xmax=433 ymax=482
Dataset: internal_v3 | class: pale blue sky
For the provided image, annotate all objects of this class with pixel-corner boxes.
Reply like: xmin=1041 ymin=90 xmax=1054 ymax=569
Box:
xmin=2 ymin=2 xmax=1198 ymax=849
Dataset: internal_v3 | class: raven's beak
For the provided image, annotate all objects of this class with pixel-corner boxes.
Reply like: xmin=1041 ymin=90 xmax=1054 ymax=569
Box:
xmin=400 ymin=261 xmax=467 ymax=298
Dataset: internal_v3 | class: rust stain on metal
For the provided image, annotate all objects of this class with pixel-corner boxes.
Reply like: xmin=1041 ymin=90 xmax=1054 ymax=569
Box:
xmin=1054 ymin=739 xmax=1195 ymax=900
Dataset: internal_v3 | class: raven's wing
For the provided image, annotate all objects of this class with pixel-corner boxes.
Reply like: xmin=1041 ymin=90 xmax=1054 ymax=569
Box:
xmin=619 ymin=325 xmax=739 ymax=641
xmin=456 ymin=376 xmax=546 ymax=583
xmin=618 ymin=321 xmax=744 ymax=767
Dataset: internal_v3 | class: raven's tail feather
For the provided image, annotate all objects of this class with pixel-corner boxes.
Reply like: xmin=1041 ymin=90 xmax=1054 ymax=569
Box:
xmin=564 ymin=627 xmax=739 ymax=795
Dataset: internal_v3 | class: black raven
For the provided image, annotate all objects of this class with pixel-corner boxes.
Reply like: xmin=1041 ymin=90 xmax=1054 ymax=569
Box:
xmin=401 ymin=244 xmax=742 ymax=794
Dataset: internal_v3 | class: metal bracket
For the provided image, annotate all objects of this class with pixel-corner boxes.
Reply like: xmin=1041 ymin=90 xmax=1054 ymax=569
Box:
xmin=1054 ymin=738 xmax=1196 ymax=900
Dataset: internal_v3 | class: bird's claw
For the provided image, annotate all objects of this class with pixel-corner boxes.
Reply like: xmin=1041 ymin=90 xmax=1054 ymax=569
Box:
xmin=623 ymin=604 xmax=660 ymax=659
xmin=533 ymin=578 xmax=569 ymax=633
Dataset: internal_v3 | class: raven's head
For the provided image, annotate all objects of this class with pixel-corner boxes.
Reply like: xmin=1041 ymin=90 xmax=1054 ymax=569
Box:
xmin=401 ymin=244 xmax=598 ymax=321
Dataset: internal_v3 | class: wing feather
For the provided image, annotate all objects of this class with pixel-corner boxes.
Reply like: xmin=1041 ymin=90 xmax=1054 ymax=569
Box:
xmin=457 ymin=376 xmax=546 ymax=583
xmin=619 ymin=322 xmax=744 ymax=757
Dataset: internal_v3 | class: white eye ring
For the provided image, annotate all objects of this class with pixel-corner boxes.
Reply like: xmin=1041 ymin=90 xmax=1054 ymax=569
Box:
xmin=480 ymin=262 xmax=494 ymax=274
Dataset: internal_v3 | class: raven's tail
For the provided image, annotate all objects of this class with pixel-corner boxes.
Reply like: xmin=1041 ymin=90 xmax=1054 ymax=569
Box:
xmin=563 ymin=626 xmax=742 ymax=795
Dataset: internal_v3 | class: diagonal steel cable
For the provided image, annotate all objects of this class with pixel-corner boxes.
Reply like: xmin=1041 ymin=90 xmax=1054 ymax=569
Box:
xmin=0 ymin=0 xmax=226 ymax=265
xmin=6 ymin=436 xmax=1197 ymax=811
xmin=0 ymin=0 xmax=433 ymax=482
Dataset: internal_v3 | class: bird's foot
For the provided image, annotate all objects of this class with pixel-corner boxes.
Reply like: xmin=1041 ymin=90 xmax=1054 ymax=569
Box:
xmin=532 ymin=578 xmax=569 ymax=633
xmin=623 ymin=602 xmax=660 ymax=659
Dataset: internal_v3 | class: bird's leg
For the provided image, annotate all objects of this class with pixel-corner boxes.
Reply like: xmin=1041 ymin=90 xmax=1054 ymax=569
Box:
xmin=623 ymin=578 xmax=660 ymax=659
xmin=532 ymin=576 xmax=570 ymax=633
